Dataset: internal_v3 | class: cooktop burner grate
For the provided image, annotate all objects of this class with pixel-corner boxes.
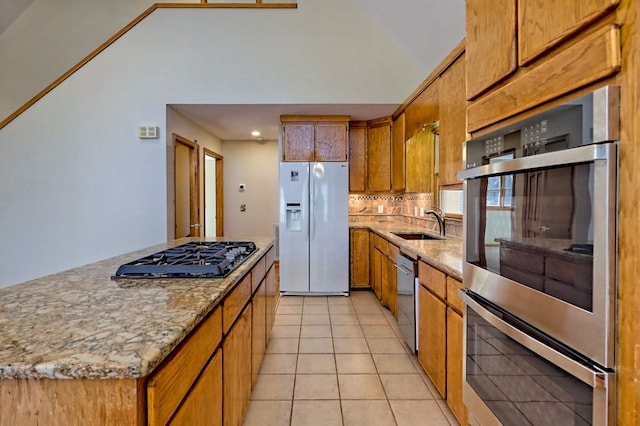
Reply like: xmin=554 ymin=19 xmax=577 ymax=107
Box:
xmin=112 ymin=241 xmax=257 ymax=279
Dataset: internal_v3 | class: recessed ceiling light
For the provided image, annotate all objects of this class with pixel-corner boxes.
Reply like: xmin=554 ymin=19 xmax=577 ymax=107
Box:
xmin=251 ymin=130 xmax=261 ymax=137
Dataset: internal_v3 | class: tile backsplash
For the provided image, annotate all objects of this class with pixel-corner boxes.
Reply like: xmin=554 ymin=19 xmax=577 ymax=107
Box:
xmin=349 ymin=193 xmax=462 ymax=238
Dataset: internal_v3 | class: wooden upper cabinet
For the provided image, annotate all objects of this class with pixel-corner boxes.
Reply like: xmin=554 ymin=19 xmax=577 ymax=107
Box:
xmin=391 ymin=113 xmax=405 ymax=191
xmin=438 ymin=54 xmax=466 ymax=186
xmin=405 ymin=79 xmax=440 ymax=139
xmin=282 ymin=123 xmax=315 ymax=161
xmin=366 ymin=118 xmax=392 ymax=192
xmin=518 ymin=0 xmax=620 ymax=65
xmin=316 ymin=122 xmax=348 ymax=161
xmin=466 ymin=0 xmax=517 ymax=100
xmin=348 ymin=122 xmax=367 ymax=192
xmin=281 ymin=116 xmax=349 ymax=162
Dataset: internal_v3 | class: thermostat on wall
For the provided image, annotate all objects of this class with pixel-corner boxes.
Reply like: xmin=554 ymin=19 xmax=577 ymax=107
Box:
xmin=138 ymin=126 xmax=159 ymax=139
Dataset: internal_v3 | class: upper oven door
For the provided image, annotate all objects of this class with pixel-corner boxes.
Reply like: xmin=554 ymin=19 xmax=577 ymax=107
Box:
xmin=461 ymin=143 xmax=617 ymax=368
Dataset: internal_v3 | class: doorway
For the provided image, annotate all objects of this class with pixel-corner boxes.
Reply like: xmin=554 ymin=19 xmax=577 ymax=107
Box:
xmin=204 ymin=148 xmax=224 ymax=237
xmin=174 ymin=134 xmax=200 ymax=238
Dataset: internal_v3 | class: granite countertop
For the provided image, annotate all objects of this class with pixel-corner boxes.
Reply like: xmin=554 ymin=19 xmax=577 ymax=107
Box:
xmin=349 ymin=218 xmax=463 ymax=279
xmin=0 ymin=237 xmax=273 ymax=380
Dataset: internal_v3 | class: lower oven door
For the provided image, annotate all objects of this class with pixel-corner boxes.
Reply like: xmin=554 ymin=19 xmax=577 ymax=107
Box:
xmin=461 ymin=291 xmax=614 ymax=426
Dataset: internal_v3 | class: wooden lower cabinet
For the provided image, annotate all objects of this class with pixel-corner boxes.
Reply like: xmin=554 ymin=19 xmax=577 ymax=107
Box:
xmin=252 ymin=279 xmax=267 ymax=386
xmin=388 ymin=245 xmax=400 ymax=317
xmin=169 ymin=349 xmax=222 ymax=426
xmin=148 ymin=308 xmax=223 ymax=426
xmin=350 ymin=228 xmax=370 ymax=289
xmin=446 ymin=308 xmax=468 ymax=425
xmin=418 ymin=284 xmax=447 ymax=398
xmin=223 ymin=304 xmax=252 ymax=426
xmin=372 ymin=247 xmax=383 ymax=300
xmin=0 ymin=378 xmax=146 ymax=426
xmin=265 ymin=263 xmax=278 ymax=341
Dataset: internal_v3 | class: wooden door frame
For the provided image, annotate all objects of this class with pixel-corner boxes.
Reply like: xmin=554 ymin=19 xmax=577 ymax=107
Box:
xmin=174 ymin=134 xmax=200 ymax=237
xmin=203 ymin=147 xmax=224 ymax=237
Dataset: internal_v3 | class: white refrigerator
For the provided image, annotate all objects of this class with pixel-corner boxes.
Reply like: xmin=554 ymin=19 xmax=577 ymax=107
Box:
xmin=279 ymin=162 xmax=349 ymax=295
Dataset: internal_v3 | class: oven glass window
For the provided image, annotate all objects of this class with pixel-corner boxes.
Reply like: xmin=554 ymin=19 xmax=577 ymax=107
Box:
xmin=466 ymin=162 xmax=595 ymax=311
xmin=466 ymin=306 xmax=593 ymax=425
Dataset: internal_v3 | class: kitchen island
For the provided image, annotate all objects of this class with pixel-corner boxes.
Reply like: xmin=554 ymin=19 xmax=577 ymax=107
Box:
xmin=0 ymin=236 xmax=276 ymax=425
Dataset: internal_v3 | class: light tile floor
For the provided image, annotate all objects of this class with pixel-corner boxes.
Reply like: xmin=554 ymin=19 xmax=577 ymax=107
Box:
xmin=243 ymin=291 xmax=459 ymax=426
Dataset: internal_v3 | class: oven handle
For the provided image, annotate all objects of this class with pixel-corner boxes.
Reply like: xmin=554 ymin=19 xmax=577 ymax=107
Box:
xmin=458 ymin=142 xmax=615 ymax=180
xmin=461 ymin=291 xmax=610 ymax=388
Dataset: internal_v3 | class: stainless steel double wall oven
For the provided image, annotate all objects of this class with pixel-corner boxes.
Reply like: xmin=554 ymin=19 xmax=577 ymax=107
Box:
xmin=459 ymin=86 xmax=619 ymax=425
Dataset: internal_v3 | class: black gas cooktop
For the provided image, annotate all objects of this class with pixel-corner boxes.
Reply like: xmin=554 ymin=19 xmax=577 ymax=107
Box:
xmin=112 ymin=241 xmax=257 ymax=279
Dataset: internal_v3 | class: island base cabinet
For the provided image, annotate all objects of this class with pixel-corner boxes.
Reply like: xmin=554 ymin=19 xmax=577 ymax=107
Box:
xmin=169 ymin=349 xmax=222 ymax=426
xmin=223 ymin=305 xmax=252 ymax=426
xmin=252 ymin=280 xmax=267 ymax=387
xmin=0 ymin=378 xmax=146 ymax=426
xmin=417 ymin=285 xmax=446 ymax=398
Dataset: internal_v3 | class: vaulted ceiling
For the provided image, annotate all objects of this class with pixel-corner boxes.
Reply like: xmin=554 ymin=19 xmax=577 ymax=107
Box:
xmin=0 ymin=0 xmax=465 ymax=141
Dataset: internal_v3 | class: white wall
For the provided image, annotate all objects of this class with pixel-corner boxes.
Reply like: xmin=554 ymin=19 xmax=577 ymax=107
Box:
xmin=0 ymin=0 xmax=426 ymax=288
xmin=223 ymin=140 xmax=279 ymax=238
xmin=0 ymin=0 xmax=193 ymax=120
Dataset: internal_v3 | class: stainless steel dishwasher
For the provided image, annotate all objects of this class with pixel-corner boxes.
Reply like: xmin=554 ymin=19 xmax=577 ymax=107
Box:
xmin=396 ymin=253 xmax=418 ymax=352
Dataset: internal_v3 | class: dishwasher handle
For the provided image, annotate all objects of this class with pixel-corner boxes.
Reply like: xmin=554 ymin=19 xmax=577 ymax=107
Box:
xmin=394 ymin=263 xmax=414 ymax=276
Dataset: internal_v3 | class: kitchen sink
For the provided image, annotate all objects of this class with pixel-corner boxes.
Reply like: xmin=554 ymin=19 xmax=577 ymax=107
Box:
xmin=391 ymin=232 xmax=443 ymax=241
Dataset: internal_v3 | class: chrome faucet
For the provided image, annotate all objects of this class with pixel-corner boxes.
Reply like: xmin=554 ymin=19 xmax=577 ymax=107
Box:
xmin=424 ymin=207 xmax=446 ymax=236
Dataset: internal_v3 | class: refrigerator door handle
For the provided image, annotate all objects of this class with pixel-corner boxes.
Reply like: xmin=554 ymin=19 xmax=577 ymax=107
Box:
xmin=309 ymin=166 xmax=314 ymax=241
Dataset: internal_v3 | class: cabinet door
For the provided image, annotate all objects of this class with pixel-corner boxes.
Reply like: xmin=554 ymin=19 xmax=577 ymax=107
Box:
xmin=386 ymin=244 xmax=400 ymax=317
xmin=405 ymin=127 xmax=436 ymax=193
xmin=438 ymin=54 xmax=466 ymax=186
xmin=252 ymin=279 xmax=267 ymax=387
xmin=518 ymin=0 xmax=619 ymax=65
xmin=169 ymin=349 xmax=222 ymax=426
xmin=367 ymin=123 xmax=392 ymax=191
xmin=446 ymin=308 xmax=468 ymax=426
xmin=265 ymin=264 xmax=277 ymax=342
xmin=283 ymin=123 xmax=315 ymax=161
xmin=391 ymin=114 xmax=405 ymax=191
xmin=316 ymin=122 xmax=348 ymax=161
xmin=466 ymin=0 xmax=517 ymax=100
xmin=348 ymin=124 xmax=367 ymax=192
xmin=372 ymin=248 xmax=383 ymax=300
xmin=381 ymin=254 xmax=391 ymax=309
xmin=418 ymin=285 xmax=446 ymax=398
xmin=148 ymin=308 xmax=222 ymax=426
xmin=350 ymin=228 xmax=370 ymax=289
xmin=223 ymin=305 xmax=252 ymax=426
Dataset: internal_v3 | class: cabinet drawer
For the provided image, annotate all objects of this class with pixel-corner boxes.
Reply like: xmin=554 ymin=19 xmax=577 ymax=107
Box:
xmin=418 ymin=261 xmax=446 ymax=300
xmin=266 ymin=246 xmax=276 ymax=269
xmin=147 ymin=307 xmax=222 ymax=426
xmin=446 ymin=277 xmax=464 ymax=314
xmin=387 ymin=244 xmax=400 ymax=264
xmin=223 ymin=274 xmax=252 ymax=334
xmin=251 ymin=256 xmax=266 ymax=294
xmin=374 ymin=234 xmax=388 ymax=253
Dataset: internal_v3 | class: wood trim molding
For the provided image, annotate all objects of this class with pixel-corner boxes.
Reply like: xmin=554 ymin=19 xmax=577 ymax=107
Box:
xmin=203 ymin=147 xmax=224 ymax=237
xmin=280 ymin=115 xmax=351 ymax=123
xmin=392 ymin=39 xmax=466 ymax=121
xmin=0 ymin=2 xmax=297 ymax=131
